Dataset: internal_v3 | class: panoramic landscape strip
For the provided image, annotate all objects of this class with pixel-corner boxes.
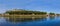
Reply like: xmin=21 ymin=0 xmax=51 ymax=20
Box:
xmin=0 ymin=9 xmax=60 ymax=17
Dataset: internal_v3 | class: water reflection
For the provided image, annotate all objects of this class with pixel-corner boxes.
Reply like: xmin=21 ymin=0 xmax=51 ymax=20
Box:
xmin=0 ymin=16 xmax=60 ymax=26
xmin=49 ymin=16 xmax=55 ymax=20
xmin=0 ymin=17 xmax=6 ymax=23
xmin=0 ymin=16 xmax=59 ymax=23
xmin=4 ymin=16 xmax=47 ymax=23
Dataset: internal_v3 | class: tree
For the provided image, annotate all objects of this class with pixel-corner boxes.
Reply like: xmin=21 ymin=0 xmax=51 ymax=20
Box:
xmin=49 ymin=13 xmax=55 ymax=15
xmin=5 ymin=9 xmax=47 ymax=15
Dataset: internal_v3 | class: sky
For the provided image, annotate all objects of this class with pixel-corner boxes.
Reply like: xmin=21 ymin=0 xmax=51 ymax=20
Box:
xmin=0 ymin=0 xmax=60 ymax=14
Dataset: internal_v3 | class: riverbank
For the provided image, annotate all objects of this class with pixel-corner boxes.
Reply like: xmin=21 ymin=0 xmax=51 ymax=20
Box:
xmin=0 ymin=15 xmax=47 ymax=17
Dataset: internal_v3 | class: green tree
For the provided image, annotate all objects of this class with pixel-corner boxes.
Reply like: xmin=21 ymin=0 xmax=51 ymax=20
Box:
xmin=49 ymin=13 xmax=55 ymax=15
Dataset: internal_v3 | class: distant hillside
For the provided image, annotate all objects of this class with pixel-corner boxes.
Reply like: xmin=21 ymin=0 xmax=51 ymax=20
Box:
xmin=5 ymin=9 xmax=47 ymax=15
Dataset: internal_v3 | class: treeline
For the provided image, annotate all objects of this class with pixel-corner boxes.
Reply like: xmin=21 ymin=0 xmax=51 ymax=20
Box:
xmin=5 ymin=9 xmax=55 ymax=15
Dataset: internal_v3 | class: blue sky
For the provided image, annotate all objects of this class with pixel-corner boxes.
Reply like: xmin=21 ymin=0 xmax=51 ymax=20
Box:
xmin=0 ymin=0 xmax=60 ymax=13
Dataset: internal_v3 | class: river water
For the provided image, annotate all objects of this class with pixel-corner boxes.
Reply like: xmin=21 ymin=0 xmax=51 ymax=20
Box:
xmin=0 ymin=16 xmax=60 ymax=26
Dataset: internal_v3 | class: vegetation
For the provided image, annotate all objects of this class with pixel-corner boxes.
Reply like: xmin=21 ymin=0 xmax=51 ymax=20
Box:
xmin=49 ymin=13 xmax=55 ymax=15
xmin=56 ymin=14 xmax=60 ymax=15
xmin=5 ymin=9 xmax=47 ymax=15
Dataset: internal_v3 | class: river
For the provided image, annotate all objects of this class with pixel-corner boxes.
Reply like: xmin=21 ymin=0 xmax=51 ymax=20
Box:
xmin=0 ymin=16 xmax=60 ymax=26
